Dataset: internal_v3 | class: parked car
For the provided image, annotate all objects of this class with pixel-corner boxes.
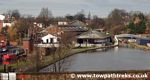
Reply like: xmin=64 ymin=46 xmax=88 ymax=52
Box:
xmin=3 ymin=53 xmax=17 ymax=61
xmin=8 ymin=48 xmax=25 ymax=56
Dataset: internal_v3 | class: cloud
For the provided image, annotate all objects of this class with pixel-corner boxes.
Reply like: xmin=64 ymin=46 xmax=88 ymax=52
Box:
xmin=0 ymin=0 xmax=150 ymax=17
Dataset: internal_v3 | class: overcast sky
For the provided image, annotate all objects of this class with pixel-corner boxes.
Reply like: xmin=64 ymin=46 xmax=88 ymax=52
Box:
xmin=0 ymin=0 xmax=150 ymax=17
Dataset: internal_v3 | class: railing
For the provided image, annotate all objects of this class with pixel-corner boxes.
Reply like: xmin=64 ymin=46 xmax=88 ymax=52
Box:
xmin=34 ymin=44 xmax=59 ymax=48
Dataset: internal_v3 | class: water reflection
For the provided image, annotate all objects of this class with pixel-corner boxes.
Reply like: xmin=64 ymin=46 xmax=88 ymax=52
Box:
xmin=114 ymin=46 xmax=119 ymax=52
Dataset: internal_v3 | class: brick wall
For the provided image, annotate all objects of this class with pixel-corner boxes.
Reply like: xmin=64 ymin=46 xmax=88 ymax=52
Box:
xmin=23 ymin=38 xmax=33 ymax=53
xmin=0 ymin=20 xmax=3 ymax=32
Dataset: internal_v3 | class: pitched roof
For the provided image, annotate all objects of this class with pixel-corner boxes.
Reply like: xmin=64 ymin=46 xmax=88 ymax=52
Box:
xmin=60 ymin=26 xmax=87 ymax=32
xmin=41 ymin=25 xmax=63 ymax=37
xmin=116 ymin=34 xmax=140 ymax=38
xmin=77 ymin=30 xmax=111 ymax=39
xmin=70 ymin=20 xmax=86 ymax=27
xmin=57 ymin=20 xmax=88 ymax=32
xmin=42 ymin=34 xmax=58 ymax=39
xmin=46 ymin=25 xmax=63 ymax=35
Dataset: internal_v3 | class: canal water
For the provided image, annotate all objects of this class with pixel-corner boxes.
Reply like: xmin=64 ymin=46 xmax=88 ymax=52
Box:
xmin=40 ymin=47 xmax=150 ymax=72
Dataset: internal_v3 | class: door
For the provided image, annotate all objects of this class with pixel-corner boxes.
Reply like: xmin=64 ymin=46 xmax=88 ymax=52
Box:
xmin=46 ymin=39 xmax=49 ymax=43
xmin=50 ymin=38 xmax=53 ymax=43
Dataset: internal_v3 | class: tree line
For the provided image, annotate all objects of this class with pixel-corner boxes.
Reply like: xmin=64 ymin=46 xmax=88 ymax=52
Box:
xmin=1 ymin=8 xmax=149 ymax=44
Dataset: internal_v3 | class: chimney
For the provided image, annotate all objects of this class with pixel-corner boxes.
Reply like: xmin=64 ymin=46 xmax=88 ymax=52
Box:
xmin=23 ymin=38 xmax=33 ymax=54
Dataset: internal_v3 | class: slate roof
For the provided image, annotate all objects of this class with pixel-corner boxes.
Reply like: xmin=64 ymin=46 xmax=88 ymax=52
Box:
xmin=58 ymin=20 xmax=88 ymax=32
xmin=116 ymin=34 xmax=140 ymax=38
xmin=60 ymin=26 xmax=87 ymax=32
xmin=70 ymin=20 xmax=86 ymax=27
xmin=40 ymin=25 xmax=63 ymax=37
xmin=77 ymin=30 xmax=111 ymax=39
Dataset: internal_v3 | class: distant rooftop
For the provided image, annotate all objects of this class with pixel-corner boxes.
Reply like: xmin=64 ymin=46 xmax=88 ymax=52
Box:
xmin=60 ymin=26 xmax=88 ymax=32
xmin=77 ymin=30 xmax=111 ymax=39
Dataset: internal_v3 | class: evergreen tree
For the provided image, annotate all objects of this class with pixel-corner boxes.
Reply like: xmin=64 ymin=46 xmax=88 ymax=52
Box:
xmin=127 ymin=13 xmax=146 ymax=34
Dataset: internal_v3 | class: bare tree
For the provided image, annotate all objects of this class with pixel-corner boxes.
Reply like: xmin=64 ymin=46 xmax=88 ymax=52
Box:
xmin=88 ymin=15 xmax=105 ymax=29
xmin=3 ymin=10 xmax=20 ymax=22
xmin=37 ymin=7 xmax=53 ymax=28
xmin=52 ymin=32 xmax=76 ymax=72
xmin=65 ymin=14 xmax=74 ymax=21
xmin=105 ymin=9 xmax=129 ymax=34
xmin=11 ymin=18 xmax=34 ymax=45
xmin=11 ymin=10 xmax=20 ymax=20
xmin=74 ymin=9 xmax=86 ymax=22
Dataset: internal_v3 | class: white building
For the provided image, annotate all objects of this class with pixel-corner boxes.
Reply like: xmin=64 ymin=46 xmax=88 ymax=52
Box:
xmin=42 ymin=34 xmax=59 ymax=44
xmin=34 ymin=22 xmax=43 ymax=28
xmin=35 ymin=34 xmax=59 ymax=48
xmin=0 ymin=15 xmax=12 ymax=27
xmin=58 ymin=21 xmax=68 ymax=26
xmin=3 ymin=23 xmax=12 ymax=27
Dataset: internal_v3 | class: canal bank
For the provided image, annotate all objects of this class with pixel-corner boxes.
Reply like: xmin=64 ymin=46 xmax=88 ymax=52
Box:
xmin=25 ymin=45 xmax=117 ymax=72
xmin=117 ymin=41 xmax=150 ymax=51
xmin=128 ymin=42 xmax=150 ymax=51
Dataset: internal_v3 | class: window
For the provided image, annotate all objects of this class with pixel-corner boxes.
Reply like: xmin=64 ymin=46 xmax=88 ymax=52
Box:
xmin=57 ymin=38 xmax=60 ymax=42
